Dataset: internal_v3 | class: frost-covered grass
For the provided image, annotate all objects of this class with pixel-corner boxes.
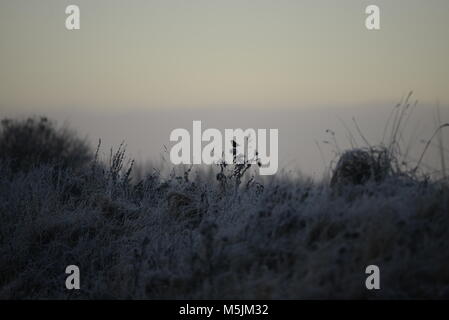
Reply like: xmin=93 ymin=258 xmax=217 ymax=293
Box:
xmin=1 ymin=100 xmax=449 ymax=299
xmin=1 ymin=152 xmax=448 ymax=299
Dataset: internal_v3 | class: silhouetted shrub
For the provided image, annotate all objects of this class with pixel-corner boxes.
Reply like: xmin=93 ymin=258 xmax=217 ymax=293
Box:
xmin=0 ymin=117 xmax=92 ymax=173
xmin=330 ymin=147 xmax=391 ymax=188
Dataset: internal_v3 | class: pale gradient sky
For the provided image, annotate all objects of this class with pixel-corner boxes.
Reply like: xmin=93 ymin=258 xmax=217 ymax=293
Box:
xmin=0 ymin=1 xmax=448 ymax=176
xmin=1 ymin=0 xmax=449 ymax=110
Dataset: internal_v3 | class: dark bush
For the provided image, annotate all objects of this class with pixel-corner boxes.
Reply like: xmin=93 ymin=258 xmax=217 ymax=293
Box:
xmin=0 ymin=117 xmax=92 ymax=173
xmin=330 ymin=147 xmax=391 ymax=188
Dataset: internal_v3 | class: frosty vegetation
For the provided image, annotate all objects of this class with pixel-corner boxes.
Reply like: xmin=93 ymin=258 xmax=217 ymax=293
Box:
xmin=1 ymin=99 xmax=448 ymax=299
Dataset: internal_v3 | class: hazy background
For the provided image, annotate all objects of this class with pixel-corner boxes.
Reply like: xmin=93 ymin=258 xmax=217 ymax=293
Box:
xmin=1 ymin=0 xmax=448 ymax=177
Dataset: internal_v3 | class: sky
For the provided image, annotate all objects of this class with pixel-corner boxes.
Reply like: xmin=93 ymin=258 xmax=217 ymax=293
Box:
xmin=1 ymin=0 xmax=448 ymax=176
